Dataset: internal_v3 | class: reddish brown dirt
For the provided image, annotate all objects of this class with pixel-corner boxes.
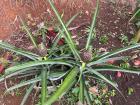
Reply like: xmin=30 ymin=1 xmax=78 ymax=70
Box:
xmin=0 ymin=0 xmax=140 ymax=105
xmin=0 ymin=0 xmax=137 ymax=40
xmin=0 ymin=0 xmax=96 ymax=40
xmin=0 ymin=80 xmax=37 ymax=105
xmin=111 ymin=73 xmax=140 ymax=105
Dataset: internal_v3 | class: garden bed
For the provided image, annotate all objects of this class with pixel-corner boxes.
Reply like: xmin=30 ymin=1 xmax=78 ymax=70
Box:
xmin=0 ymin=0 xmax=140 ymax=105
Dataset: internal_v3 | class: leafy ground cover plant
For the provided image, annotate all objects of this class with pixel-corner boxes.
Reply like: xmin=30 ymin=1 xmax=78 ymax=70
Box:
xmin=0 ymin=0 xmax=140 ymax=105
xmin=99 ymin=35 xmax=109 ymax=44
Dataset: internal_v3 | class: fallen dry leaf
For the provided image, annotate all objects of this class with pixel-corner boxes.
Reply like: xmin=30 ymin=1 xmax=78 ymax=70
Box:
xmin=47 ymin=27 xmax=54 ymax=31
xmin=109 ymin=98 xmax=113 ymax=105
xmin=47 ymin=28 xmax=65 ymax=46
xmin=116 ymin=71 xmax=122 ymax=78
xmin=102 ymin=87 xmax=108 ymax=94
xmin=99 ymin=47 xmax=107 ymax=52
xmin=131 ymin=54 xmax=138 ymax=60
xmin=133 ymin=59 xmax=140 ymax=66
xmin=107 ymin=60 xmax=115 ymax=64
xmin=89 ymin=86 xmax=98 ymax=95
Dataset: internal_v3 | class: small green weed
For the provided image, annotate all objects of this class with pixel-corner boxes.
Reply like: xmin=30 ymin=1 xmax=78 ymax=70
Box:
xmin=99 ymin=35 xmax=109 ymax=44
xmin=15 ymin=89 xmax=22 ymax=96
xmin=120 ymin=62 xmax=130 ymax=69
xmin=128 ymin=87 xmax=134 ymax=95
xmin=119 ymin=34 xmax=129 ymax=45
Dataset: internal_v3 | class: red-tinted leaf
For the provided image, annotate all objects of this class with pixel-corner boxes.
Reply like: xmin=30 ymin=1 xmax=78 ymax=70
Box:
xmin=47 ymin=28 xmax=65 ymax=46
xmin=4 ymin=52 xmax=13 ymax=60
xmin=89 ymin=86 xmax=99 ymax=95
xmin=0 ymin=64 xmax=4 ymax=73
xmin=47 ymin=28 xmax=57 ymax=38
xmin=37 ymin=27 xmax=65 ymax=48
xmin=58 ymin=38 xmax=65 ymax=45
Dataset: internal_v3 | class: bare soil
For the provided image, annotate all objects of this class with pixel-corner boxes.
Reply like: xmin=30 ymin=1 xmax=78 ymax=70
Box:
xmin=0 ymin=79 xmax=37 ymax=105
xmin=0 ymin=0 xmax=140 ymax=105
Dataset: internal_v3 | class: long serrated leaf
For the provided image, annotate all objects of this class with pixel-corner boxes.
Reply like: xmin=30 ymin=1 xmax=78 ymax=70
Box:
xmin=87 ymin=56 xmax=127 ymax=66
xmin=4 ymin=71 xmax=68 ymax=92
xmin=19 ymin=17 xmax=38 ymax=48
xmin=57 ymin=27 xmax=81 ymax=61
xmin=47 ymin=0 xmax=80 ymax=60
xmin=129 ymin=9 xmax=140 ymax=22
xmin=87 ymin=68 xmax=118 ymax=88
xmin=0 ymin=67 xmax=39 ymax=83
xmin=44 ymin=67 xmax=79 ymax=105
xmin=79 ymin=75 xmax=85 ymax=103
xmin=41 ymin=69 xmax=47 ymax=104
xmin=0 ymin=40 xmax=39 ymax=60
xmin=97 ymin=43 xmax=140 ymax=60
xmin=84 ymin=82 xmax=92 ymax=105
xmin=49 ymin=71 xmax=68 ymax=81
xmin=85 ymin=0 xmax=99 ymax=50
xmin=86 ymin=67 xmax=126 ymax=101
xmin=20 ymin=83 xmax=35 ymax=105
xmin=5 ymin=60 xmax=72 ymax=75
xmin=0 ymin=71 xmax=67 ymax=92
xmin=66 ymin=13 xmax=79 ymax=27
xmin=49 ymin=13 xmax=79 ymax=54
xmin=6 ymin=77 xmax=40 ymax=92
xmin=92 ymin=66 xmax=140 ymax=74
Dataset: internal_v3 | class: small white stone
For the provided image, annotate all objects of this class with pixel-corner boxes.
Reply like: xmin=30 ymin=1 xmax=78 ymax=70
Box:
xmin=37 ymin=22 xmax=45 ymax=29
xmin=85 ymin=10 xmax=89 ymax=15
